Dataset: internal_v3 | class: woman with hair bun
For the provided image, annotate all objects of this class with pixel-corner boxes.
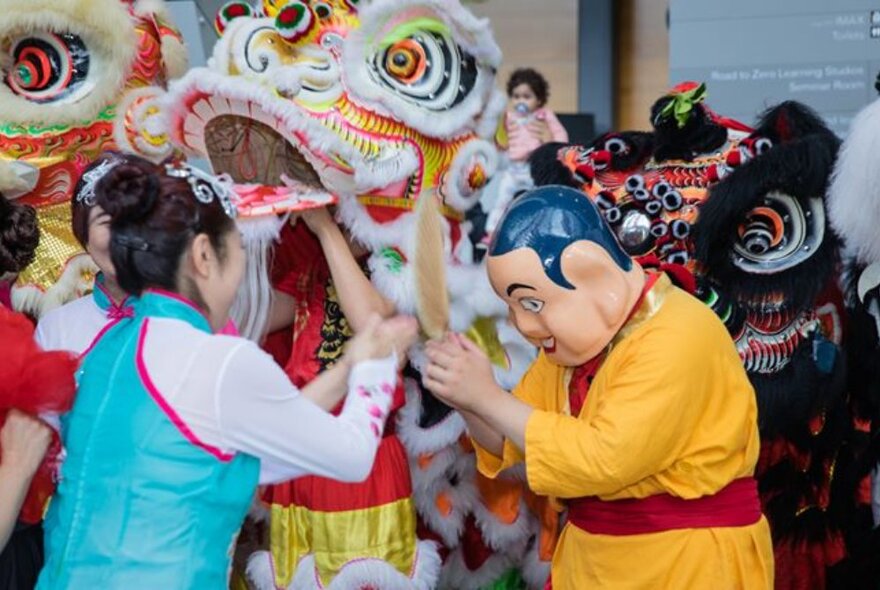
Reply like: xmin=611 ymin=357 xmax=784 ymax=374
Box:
xmin=0 ymin=192 xmax=39 ymax=309
xmin=35 ymin=152 xmax=133 ymax=356
xmin=35 ymin=154 xmax=419 ymax=590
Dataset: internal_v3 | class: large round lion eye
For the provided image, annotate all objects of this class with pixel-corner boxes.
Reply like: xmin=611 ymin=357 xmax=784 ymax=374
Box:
xmin=372 ymin=28 xmax=478 ymax=111
xmin=5 ymin=32 xmax=91 ymax=103
xmin=384 ymin=39 xmax=426 ymax=84
xmin=732 ymin=192 xmax=825 ymax=273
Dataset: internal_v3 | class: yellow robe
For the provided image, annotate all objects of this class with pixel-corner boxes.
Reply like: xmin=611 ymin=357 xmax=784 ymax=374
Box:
xmin=475 ymin=274 xmax=774 ymax=589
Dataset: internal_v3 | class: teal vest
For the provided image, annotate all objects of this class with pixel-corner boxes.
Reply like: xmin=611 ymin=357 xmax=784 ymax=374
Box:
xmin=37 ymin=291 xmax=260 ymax=589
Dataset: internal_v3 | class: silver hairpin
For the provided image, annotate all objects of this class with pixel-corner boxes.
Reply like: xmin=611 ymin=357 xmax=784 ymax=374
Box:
xmin=165 ymin=163 xmax=238 ymax=219
xmin=77 ymin=158 xmax=121 ymax=206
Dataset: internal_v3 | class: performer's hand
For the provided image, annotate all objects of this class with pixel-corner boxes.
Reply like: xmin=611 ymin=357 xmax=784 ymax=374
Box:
xmin=300 ymin=207 xmax=336 ymax=237
xmin=0 ymin=410 xmax=51 ymax=478
xmin=379 ymin=315 xmax=419 ymax=367
xmin=345 ymin=314 xmax=418 ymax=367
xmin=423 ymin=334 xmax=497 ymax=412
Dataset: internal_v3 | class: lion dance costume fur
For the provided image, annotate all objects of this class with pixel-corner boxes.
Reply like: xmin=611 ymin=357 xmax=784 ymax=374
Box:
xmin=530 ymin=83 xmax=874 ymax=589
xmin=120 ymin=1 xmax=547 ymax=588
xmin=0 ymin=0 xmax=186 ymax=317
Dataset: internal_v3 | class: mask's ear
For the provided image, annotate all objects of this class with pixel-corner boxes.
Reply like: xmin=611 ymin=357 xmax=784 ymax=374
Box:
xmin=560 ymin=240 xmax=638 ymax=325
xmin=132 ymin=0 xmax=189 ymax=81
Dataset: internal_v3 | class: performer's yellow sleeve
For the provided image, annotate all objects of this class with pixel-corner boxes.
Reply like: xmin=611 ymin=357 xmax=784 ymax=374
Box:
xmin=524 ymin=323 xmax=717 ymax=499
xmin=473 ymin=354 xmax=556 ymax=478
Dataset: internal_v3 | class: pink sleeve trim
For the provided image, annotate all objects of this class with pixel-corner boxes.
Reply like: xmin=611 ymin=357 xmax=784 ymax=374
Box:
xmin=136 ymin=319 xmax=235 ymax=462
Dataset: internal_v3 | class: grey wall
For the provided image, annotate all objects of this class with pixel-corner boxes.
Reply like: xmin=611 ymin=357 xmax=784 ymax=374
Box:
xmin=166 ymin=0 xmax=220 ymax=67
xmin=670 ymin=0 xmax=880 ymax=135
xmin=578 ymin=0 xmax=615 ymax=135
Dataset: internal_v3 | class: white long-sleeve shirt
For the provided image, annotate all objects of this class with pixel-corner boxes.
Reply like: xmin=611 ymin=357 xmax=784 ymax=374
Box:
xmin=39 ymin=296 xmax=397 ymax=486
xmin=135 ymin=316 xmax=397 ymax=485
xmin=35 ymin=293 xmax=114 ymax=355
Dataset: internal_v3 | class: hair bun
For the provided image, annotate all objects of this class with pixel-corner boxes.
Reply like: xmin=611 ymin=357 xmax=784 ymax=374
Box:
xmin=0 ymin=195 xmax=39 ymax=273
xmin=97 ymin=161 xmax=161 ymax=225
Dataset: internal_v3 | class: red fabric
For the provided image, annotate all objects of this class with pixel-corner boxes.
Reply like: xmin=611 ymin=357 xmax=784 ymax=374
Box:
xmin=275 ymin=223 xmax=338 ymax=387
xmin=636 ymin=255 xmax=696 ymax=294
xmin=459 ymin=514 xmax=495 ymax=572
xmin=756 ymin=435 xmax=849 ymax=588
xmin=0 ymin=306 xmax=78 ymax=524
xmin=567 ymin=478 xmax=762 ymax=535
xmin=261 ymin=222 xmax=411 ymax=515
xmin=0 ymin=306 xmax=77 ymax=415
xmin=261 ymin=433 xmax=412 ymax=511
xmin=567 ymin=355 xmax=603 ymax=418
xmin=263 ymin=223 xmax=319 ymax=366
xmin=773 ymin=536 xmax=846 ymax=590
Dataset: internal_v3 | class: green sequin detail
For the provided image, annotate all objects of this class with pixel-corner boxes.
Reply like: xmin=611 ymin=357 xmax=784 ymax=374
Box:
xmin=380 ymin=247 xmax=405 ymax=274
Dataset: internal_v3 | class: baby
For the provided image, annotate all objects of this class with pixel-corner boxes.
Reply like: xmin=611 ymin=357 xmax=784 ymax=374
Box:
xmin=484 ymin=68 xmax=569 ymax=237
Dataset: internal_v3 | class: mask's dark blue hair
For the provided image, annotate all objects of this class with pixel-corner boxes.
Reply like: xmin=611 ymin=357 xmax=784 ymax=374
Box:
xmin=488 ymin=185 xmax=631 ymax=289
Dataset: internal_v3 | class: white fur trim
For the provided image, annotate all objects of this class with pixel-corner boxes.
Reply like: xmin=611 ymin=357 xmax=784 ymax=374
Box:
xmin=12 ymin=254 xmax=97 ymax=318
xmin=343 ymin=0 xmax=502 ymax=140
xmin=444 ymin=139 xmax=499 ymax=213
xmin=296 ymin=540 xmax=441 ymax=590
xmin=829 ymin=97 xmax=880 ymax=265
xmin=471 ymin=496 xmax=532 ymax=554
xmin=397 ymin=377 xmax=466 ymax=455
xmin=519 ymin=534 xmax=552 ymax=590
xmin=412 ymin=463 xmax=478 ymax=549
xmin=161 ymin=34 xmax=189 ymax=80
xmin=401 ymin=407 xmax=476 ymax=550
xmin=439 ymin=547 xmax=514 ymax=590
xmin=246 ymin=550 xmax=280 ymax=590
xmin=131 ymin=0 xmax=168 ymax=17
xmin=409 ymin=445 xmax=459 ymax=497
xmin=231 ymin=215 xmax=285 ymax=341
xmin=113 ymin=86 xmax=175 ymax=162
xmin=0 ymin=0 xmax=136 ymax=125
xmin=248 ymin=494 xmax=270 ymax=525
xmin=476 ymin=88 xmax=507 ymax=141
xmin=248 ymin=540 xmax=441 ymax=590
xmin=370 ymin=258 xmax=419 ymax=316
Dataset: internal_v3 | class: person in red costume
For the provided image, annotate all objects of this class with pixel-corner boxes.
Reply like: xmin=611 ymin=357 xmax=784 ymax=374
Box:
xmin=251 ymin=207 xmax=439 ymax=589
xmin=0 ymin=193 xmax=77 ymax=588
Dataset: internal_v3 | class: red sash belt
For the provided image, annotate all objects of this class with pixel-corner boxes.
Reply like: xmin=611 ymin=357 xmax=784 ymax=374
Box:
xmin=567 ymin=477 xmax=762 ymax=536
